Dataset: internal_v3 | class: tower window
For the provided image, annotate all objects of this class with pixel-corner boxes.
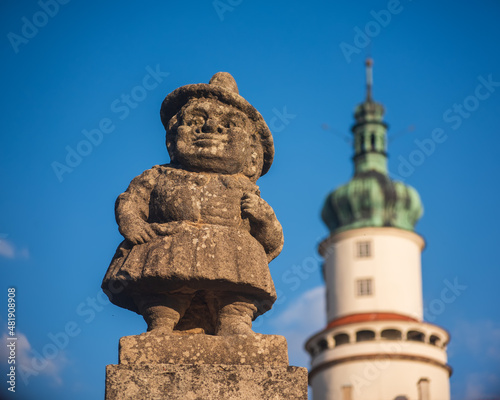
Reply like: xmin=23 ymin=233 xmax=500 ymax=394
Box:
xmin=334 ymin=333 xmax=350 ymax=346
xmin=356 ymin=241 xmax=371 ymax=257
xmin=429 ymin=335 xmax=441 ymax=346
xmin=356 ymin=329 xmax=375 ymax=341
xmin=417 ymin=378 xmax=430 ymax=400
xmin=407 ymin=330 xmax=425 ymax=342
xmin=356 ymin=278 xmax=373 ymax=296
xmin=381 ymin=329 xmax=402 ymax=340
xmin=371 ymin=132 xmax=376 ymax=150
xmin=342 ymin=385 xmax=353 ymax=400
xmin=318 ymin=338 xmax=329 ymax=351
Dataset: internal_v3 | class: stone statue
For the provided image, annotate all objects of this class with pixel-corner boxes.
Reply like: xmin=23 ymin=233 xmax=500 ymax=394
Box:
xmin=102 ymin=72 xmax=284 ymax=337
xmin=103 ymin=73 xmax=307 ymax=400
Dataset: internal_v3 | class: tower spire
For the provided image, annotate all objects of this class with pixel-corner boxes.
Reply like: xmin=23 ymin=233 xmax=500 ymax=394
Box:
xmin=365 ymin=57 xmax=373 ymax=102
xmin=351 ymin=58 xmax=387 ymax=174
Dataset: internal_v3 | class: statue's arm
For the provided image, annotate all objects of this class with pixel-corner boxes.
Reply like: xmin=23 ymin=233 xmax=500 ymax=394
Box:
xmin=115 ymin=166 xmax=161 ymax=244
xmin=241 ymin=193 xmax=284 ymax=262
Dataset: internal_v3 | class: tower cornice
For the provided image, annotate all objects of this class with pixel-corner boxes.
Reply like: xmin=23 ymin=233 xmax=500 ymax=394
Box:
xmin=319 ymin=226 xmax=425 ymax=258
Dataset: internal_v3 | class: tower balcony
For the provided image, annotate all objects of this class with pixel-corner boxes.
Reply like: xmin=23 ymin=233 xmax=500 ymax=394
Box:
xmin=305 ymin=319 xmax=450 ymax=375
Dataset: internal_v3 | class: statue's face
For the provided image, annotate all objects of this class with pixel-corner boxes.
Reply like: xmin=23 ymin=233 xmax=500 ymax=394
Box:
xmin=173 ymin=99 xmax=253 ymax=174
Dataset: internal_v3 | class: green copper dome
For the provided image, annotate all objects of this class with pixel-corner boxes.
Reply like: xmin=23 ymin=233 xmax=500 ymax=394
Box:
xmin=322 ymin=59 xmax=423 ymax=233
xmin=322 ymin=170 xmax=423 ymax=233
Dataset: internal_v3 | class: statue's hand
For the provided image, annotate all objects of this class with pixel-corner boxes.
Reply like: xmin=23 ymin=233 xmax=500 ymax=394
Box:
xmin=119 ymin=220 xmax=157 ymax=245
xmin=149 ymin=222 xmax=179 ymax=236
xmin=241 ymin=193 xmax=273 ymax=225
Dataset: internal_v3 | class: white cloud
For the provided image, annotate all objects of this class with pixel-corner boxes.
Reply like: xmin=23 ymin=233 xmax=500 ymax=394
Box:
xmin=0 ymin=239 xmax=29 ymax=260
xmin=272 ymin=286 xmax=326 ymax=329
xmin=1 ymin=332 xmax=66 ymax=387
xmin=269 ymin=286 xmax=326 ymax=367
xmin=0 ymin=239 xmax=15 ymax=258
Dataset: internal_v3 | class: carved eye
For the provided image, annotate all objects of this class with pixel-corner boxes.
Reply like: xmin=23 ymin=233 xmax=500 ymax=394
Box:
xmin=188 ymin=116 xmax=205 ymax=126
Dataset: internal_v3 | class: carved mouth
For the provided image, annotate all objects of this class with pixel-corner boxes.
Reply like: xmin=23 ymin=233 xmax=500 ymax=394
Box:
xmin=194 ymin=135 xmax=228 ymax=146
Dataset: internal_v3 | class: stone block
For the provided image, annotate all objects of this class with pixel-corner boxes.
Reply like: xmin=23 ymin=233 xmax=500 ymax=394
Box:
xmin=105 ymin=364 xmax=308 ymax=400
xmin=119 ymin=333 xmax=289 ymax=366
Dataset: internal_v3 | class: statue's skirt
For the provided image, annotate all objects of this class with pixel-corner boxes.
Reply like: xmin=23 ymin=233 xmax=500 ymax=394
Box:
xmin=102 ymin=221 xmax=276 ymax=315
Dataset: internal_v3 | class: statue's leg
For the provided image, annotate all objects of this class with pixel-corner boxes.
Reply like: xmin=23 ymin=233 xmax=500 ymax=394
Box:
xmin=135 ymin=293 xmax=192 ymax=334
xmin=214 ymin=293 xmax=258 ymax=336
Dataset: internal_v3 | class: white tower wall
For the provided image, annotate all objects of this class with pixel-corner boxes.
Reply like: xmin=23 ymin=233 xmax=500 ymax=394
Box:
xmin=307 ymin=227 xmax=451 ymax=400
xmin=321 ymin=227 xmax=425 ymax=322
xmin=310 ymin=359 xmax=450 ymax=400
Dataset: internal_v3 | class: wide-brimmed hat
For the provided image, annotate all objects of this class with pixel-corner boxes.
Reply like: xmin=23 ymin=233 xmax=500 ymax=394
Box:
xmin=160 ymin=72 xmax=274 ymax=176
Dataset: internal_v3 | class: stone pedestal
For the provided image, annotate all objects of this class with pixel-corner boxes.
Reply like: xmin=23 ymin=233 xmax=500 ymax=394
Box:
xmin=106 ymin=364 xmax=307 ymax=400
xmin=105 ymin=333 xmax=308 ymax=400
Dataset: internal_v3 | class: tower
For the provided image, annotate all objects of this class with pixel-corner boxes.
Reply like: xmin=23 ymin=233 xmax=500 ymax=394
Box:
xmin=305 ymin=60 xmax=451 ymax=400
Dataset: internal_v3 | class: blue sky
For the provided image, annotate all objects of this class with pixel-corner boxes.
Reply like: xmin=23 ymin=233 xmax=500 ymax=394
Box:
xmin=1 ymin=1 xmax=499 ymax=399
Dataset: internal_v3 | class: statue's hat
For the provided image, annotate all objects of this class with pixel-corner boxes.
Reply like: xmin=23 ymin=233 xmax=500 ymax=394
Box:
xmin=160 ymin=72 xmax=274 ymax=176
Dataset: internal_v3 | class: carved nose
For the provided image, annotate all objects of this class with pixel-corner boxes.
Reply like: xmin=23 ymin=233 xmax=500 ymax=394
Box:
xmin=202 ymin=118 xmax=218 ymax=133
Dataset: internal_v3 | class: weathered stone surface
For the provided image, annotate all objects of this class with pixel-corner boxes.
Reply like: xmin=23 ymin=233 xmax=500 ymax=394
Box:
xmin=102 ymin=73 xmax=308 ymax=399
xmin=119 ymin=333 xmax=289 ymax=366
xmin=105 ymin=364 xmax=308 ymax=400
xmin=101 ymin=72 xmax=284 ymax=336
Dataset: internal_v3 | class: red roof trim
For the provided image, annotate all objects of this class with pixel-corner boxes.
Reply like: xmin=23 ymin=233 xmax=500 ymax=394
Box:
xmin=326 ymin=312 xmax=418 ymax=329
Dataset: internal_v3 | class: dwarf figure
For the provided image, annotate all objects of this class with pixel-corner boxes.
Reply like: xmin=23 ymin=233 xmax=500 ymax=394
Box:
xmin=102 ymin=72 xmax=283 ymax=336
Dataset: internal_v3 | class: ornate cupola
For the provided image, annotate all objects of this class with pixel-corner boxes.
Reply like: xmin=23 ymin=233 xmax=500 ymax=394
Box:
xmin=321 ymin=59 xmax=423 ymax=234
xmin=305 ymin=59 xmax=451 ymax=400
